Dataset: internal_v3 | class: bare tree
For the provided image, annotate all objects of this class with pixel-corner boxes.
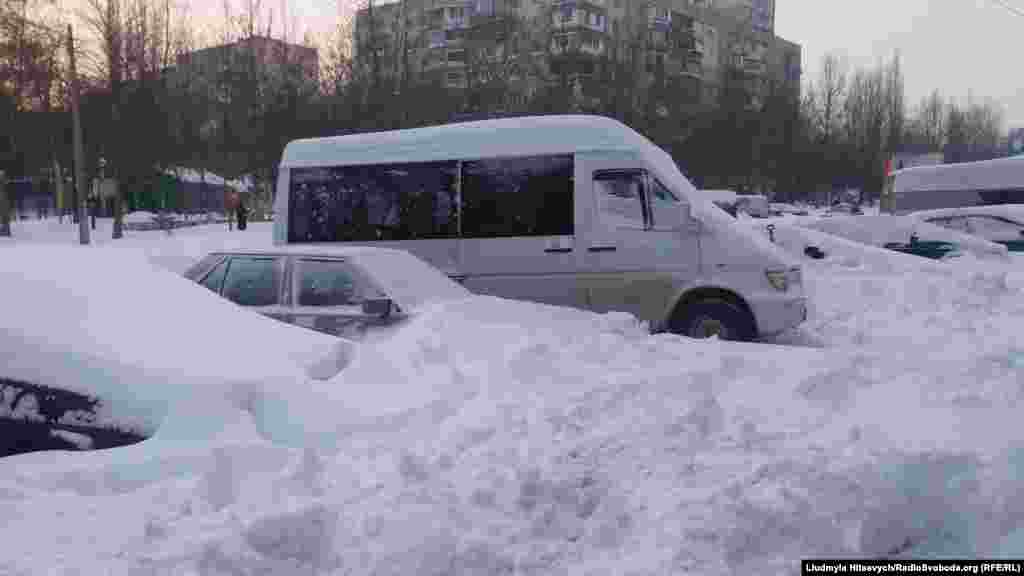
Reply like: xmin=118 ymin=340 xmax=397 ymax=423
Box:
xmin=913 ymin=90 xmax=945 ymax=150
xmin=885 ymin=51 xmax=904 ymax=155
xmin=816 ymin=52 xmax=847 ymax=145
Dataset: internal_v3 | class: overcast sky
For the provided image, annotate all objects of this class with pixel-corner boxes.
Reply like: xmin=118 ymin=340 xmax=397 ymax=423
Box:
xmin=61 ymin=0 xmax=1023 ymax=127
xmin=776 ymin=0 xmax=1022 ymax=126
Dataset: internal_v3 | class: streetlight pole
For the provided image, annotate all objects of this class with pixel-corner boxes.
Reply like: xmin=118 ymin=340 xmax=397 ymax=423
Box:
xmin=67 ymin=24 xmax=89 ymax=245
xmin=93 ymin=156 xmax=105 ymax=231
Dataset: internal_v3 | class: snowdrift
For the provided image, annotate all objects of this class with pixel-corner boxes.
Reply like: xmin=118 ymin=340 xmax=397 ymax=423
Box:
xmin=2 ymin=213 xmax=1024 ymax=574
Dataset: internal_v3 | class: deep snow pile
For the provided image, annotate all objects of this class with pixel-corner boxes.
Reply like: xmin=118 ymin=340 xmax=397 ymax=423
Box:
xmin=2 ymin=218 xmax=1024 ymax=574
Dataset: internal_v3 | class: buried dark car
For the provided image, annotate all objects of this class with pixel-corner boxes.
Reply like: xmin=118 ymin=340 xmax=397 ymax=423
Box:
xmin=1 ymin=377 xmax=147 ymax=458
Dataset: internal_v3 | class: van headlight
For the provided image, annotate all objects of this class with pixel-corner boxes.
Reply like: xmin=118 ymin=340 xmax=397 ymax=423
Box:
xmin=766 ymin=269 xmax=789 ymax=291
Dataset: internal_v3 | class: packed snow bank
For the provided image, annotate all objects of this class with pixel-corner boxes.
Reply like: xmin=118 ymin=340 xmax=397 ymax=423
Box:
xmin=799 ymin=214 xmax=1009 ymax=259
xmin=123 ymin=211 xmax=160 ymax=224
xmin=749 ymin=220 xmax=950 ymax=274
xmin=4 ymin=212 xmax=1024 ymax=574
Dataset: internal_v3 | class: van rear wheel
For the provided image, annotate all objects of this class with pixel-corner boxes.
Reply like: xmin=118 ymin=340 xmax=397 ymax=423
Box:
xmin=672 ymin=298 xmax=755 ymax=342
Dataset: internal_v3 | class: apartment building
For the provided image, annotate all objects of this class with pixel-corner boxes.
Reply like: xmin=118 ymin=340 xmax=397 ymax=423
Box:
xmin=353 ymin=0 xmax=800 ymax=107
xmin=171 ymin=36 xmax=320 ymax=93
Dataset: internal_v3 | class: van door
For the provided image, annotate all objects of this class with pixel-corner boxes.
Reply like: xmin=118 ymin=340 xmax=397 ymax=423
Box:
xmin=577 ymin=152 xmax=699 ymax=326
xmin=457 ymin=154 xmax=581 ymax=308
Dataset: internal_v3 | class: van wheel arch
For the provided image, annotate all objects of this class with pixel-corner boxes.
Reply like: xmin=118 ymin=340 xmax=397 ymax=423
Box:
xmin=668 ymin=288 xmax=758 ymax=342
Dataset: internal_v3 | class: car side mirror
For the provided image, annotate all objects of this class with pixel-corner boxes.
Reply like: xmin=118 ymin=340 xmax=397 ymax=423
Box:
xmin=362 ymin=298 xmax=394 ymax=318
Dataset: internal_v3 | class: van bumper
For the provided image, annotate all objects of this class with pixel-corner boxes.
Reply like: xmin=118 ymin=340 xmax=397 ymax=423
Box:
xmin=751 ymin=294 xmax=807 ymax=337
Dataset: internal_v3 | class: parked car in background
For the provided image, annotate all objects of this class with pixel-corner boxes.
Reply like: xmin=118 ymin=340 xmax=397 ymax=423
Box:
xmin=185 ymin=246 xmax=473 ymax=340
xmin=769 ymin=203 xmax=810 ymax=217
xmin=911 ymin=206 xmax=1024 ymax=252
xmin=734 ymin=194 xmax=771 ymax=218
xmin=828 ymin=202 xmax=863 ymax=216
xmin=797 ymin=214 xmax=1008 ymax=261
xmin=700 ymin=189 xmax=740 ymax=216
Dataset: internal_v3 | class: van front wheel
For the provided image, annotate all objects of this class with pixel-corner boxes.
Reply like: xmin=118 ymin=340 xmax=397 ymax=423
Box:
xmin=672 ymin=299 xmax=755 ymax=342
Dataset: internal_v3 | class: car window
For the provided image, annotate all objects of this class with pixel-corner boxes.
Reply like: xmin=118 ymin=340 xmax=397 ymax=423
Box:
xmin=295 ymin=259 xmax=364 ymax=307
xmin=648 ymin=177 xmax=679 ymax=203
xmin=185 ymin=254 xmax=224 ymax=282
xmin=594 ymin=171 xmax=646 ymax=227
xmin=966 ymin=216 xmax=1024 ymax=240
xmin=200 ymin=258 xmax=230 ymax=294
xmin=221 ymin=257 xmax=280 ymax=307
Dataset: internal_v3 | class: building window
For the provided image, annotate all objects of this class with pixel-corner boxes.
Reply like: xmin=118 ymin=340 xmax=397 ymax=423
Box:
xmin=461 ymin=155 xmax=574 ymax=238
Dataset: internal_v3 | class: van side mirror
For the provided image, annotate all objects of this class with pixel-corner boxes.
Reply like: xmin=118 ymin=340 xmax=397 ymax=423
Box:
xmin=361 ymin=298 xmax=394 ymax=318
xmin=682 ymin=204 xmax=702 ymax=234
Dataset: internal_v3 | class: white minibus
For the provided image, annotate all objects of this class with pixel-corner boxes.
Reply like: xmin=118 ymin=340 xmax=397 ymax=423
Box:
xmin=886 ymin=155 xmax=1024 ymax=214
xmin=272 ymin=115 xmax=806 ymax=341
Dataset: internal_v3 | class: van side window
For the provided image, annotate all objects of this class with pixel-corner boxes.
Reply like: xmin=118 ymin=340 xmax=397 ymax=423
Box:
xmin=594 ymin=170 xmax=647 ymax=227
xmin=288 ymin=162 xmax=459 ymax=242
xmin=646 ymin=176 xmax=684 ymax=230
xmin=461 ymin=154 xmax=574 ymax=238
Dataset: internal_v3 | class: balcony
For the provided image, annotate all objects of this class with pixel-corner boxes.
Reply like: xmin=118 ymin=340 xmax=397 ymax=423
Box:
xmin=427 ymin=28 xmax=467 ymax=48
xmin=549 ymin=35 xmax=605 ymax=57
xmin=431 ymin=0 xmax=473 ymax=9
xmin=551 ymin=6 xmax=607 ymax=33
xmin=552 ymin=0 xmax=606 ymax=9
xmin=742 ymin=56 xmax=765 ymax=75
xmin=648 ymin=6 xmax=671 ymax=30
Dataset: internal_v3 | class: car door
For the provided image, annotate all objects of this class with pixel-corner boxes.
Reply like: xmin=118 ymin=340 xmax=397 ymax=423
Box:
xmin=217 ymin=255 xmax=291 ymax=323
xmin=286 ymin=257 xmax=393 ymax=339
xmin=965 ymin=215 xmax=1024 ymax=251
xmin=577 ymin=152 xmax=698 ymax=324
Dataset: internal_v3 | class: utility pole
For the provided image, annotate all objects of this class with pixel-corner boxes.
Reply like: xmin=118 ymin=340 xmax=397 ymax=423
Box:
xmin=0 ymin=169 xmax=8 ymax=237
xmin=68 ymin=24 xmax=90 ymax=245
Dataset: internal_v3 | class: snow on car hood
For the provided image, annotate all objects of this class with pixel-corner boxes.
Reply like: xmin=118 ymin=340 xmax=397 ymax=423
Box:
xmin=800 ymin=214 xmax=1009 ymax=259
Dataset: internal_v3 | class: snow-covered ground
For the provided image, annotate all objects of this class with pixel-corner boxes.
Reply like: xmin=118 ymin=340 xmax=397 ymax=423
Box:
xmin=2 ymin=216 xmax=1024 ymax=574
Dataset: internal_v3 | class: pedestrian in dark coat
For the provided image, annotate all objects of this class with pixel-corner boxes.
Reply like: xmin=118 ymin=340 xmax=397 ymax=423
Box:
xmin=236 ymin=199 xmax=248 ymax=231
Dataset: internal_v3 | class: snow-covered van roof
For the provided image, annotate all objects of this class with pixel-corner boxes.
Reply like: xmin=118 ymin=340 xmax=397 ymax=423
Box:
xmin=279 ymin=115 xmax=649 ymax=169
xmin=892 ymin=155 xmax=1024 ymax=194
xmin=699 ymin=189 xmax=739 ymax=203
